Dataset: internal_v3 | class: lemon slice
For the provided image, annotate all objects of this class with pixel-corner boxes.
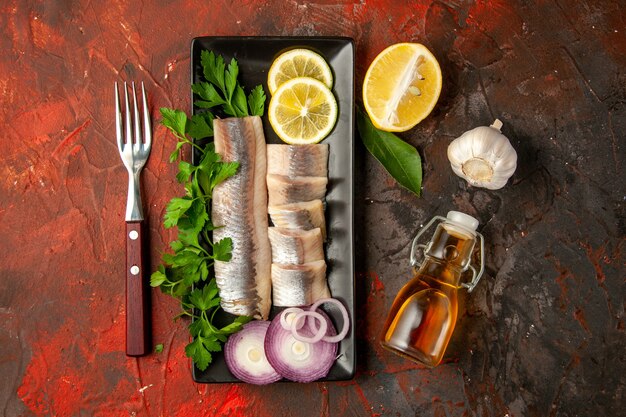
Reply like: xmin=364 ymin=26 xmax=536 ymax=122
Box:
xmin=363 ymin=43 xmax=442 ymax=132
xmin=268 ymin=77 xmax=338 ymax=145
xmin=268 ymin=49 xmax=333 ymax=95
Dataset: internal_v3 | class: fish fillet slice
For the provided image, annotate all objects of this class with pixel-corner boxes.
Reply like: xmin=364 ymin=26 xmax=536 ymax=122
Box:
xmin=212 ymin=116 xmax=271 ymax=320
xmin=267 ymin=174 xmax=328 ymax=206
xmin=268 ymin=227 xmax=324 ymax=264
xmin=268 ymin=199 xmax=327 ymax=240
xmin=267 ymin=144 xmax=329 ymax=177
xmin=271 ymin=261 xmax=330 ymax=307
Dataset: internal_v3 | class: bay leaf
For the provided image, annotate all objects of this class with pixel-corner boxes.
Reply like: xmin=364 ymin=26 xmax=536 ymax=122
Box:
xmin=357 ymin=109 xmax=423 ymax=197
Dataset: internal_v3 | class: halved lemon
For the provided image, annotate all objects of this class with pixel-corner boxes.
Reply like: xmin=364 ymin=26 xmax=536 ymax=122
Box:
xmin=363 ymin=43 xmax=442 ymax=132
xmin=268 ymin=49 xmax=333 ymax=95
xmin=268 ymin=77 xmax=338 ymax=145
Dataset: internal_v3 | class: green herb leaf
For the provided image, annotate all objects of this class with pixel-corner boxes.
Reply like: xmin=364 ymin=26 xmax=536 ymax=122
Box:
xmin=248 ymin=85 xmax=266 ymax=116
xmin=197 ymin=146 xmax=221 ymax=170
xmin=165 ymin=250 xmax=206 ymax=285
xmin=160 ymin=108 xmax=187 ymax=138
xmin=182 ymin=198 xmax=208 ymax=233
xmin=191 ymin=82 xmax=225 ymax=109
xmin=188 ymin=282 xmax=219 ymax=311
xmin=202 ymin=337 xmax=222 ymax=353
xmin=232 ymin=85 xmax=248 ymax=117
xmin=177 ymin=226 xmax=200 ymax=248
xmin=154 ymin=344 xmax=164 ymax=353
xmin=212 ymin=237 xmax=233 ymax=262
xmin=176 ymin=161 xmax=196 ymax=183
xmin=201 ymin=50 xmax=226 ymax=92
xmin=188 ymin=114 xmax=214 ymax=140
xmin=189 ymin=317 xmax=212 ymax=337
xmin=198 ymin=261 xmax=209 ymax=281
xmin=169 ymin=141 xmax=185 ymax=163
xmin=225 ymin=59 xmax=239 ymax=102
xmin=209 ymin=161 xmax=239 ymax=193
xmin=185 ymin=337 xmax=212 ymax=371
xmin=150 ymin=267 xmax=167 ymax=287
xmin=357 ymin=109 xmax=423 ymax=197
xmin=170 ymin=240 xmax=184 ymax=253
xmin=164 ymin=197 xmax=194 ymax=228
xmin=219 ymin=315 xmax=252 ymax=335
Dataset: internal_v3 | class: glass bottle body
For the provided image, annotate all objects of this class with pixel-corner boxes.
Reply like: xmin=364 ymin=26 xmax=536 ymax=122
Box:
xmin=380 ymin=222 xmax=476 ymax=367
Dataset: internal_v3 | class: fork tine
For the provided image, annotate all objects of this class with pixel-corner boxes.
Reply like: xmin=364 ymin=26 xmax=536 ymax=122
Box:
xmin=141 ymin=82 xmax=152 ymax=149
xmin=115 ymin=82 xmax=124 ymax=152
xmin=131 ymin=82 xmax=142 ymax=149
xmin=124 ymin=82 xmax=133 ymax=146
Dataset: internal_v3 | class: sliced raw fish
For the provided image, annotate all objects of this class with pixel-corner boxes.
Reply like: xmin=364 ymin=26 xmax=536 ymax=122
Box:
xmin=268 ymin=199 xmax=327 ymax=240
xmin=271 ymin=261 xmax=330 ymax=307
xmin=212 ymin=116 xmax=271 ymax=320
xmin=267 ymin=144 xmax=329 ymax=177
xmin=267 ymin=174 xmax=327 ymax=206
xmin=268 ymin=227 xmax=324 ymax=264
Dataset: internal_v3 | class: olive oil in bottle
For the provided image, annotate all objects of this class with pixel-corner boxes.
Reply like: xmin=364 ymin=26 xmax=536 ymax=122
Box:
xmin=380 ymin=211 xmax=484 ymax=367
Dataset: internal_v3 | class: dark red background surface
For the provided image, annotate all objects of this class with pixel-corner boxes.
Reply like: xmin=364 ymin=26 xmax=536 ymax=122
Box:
xmin=1 ymin=1 xmax=624 ymax=416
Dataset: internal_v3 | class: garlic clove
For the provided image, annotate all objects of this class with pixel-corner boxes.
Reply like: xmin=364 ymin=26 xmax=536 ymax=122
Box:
xmin=447 ymin=119 xmax=517 ymax=190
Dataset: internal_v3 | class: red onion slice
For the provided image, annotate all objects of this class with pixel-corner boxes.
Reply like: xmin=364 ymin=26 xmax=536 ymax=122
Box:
xmin=279 ymin=307 xmax=305 ymax=330
xmin=290 ymin=311 xmax=327 ymax=344
xmin=265 ymin=309 xmax=337 ymax=383
xmin=224 ymin=321 xmax=281 ymax=385
xmin=308 ymin=298 xmax=350 ymax=343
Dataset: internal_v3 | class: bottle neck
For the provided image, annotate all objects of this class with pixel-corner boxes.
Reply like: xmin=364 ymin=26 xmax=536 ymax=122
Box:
xmin=415 ymin=257 xmax=463 ymax=288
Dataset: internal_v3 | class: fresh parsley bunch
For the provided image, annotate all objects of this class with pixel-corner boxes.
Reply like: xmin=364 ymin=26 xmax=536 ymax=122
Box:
xmin=151 ymin=50 xmax=266 ymax=371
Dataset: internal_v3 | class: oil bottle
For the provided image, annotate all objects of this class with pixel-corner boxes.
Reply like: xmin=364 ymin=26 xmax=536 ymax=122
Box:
xmin=380 ymin=211 xmax=484 ymax=367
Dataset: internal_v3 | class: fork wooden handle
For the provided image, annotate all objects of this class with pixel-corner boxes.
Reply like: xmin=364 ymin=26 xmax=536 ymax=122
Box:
xmin=126 ymin=221 xmax=151 ymax=356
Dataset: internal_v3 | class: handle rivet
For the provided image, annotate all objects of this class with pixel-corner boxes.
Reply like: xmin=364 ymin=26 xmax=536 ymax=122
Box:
xmin=130 ymin=265 xmax=140 ymax=275
xmin=129 ymin=230 xmax=139 ymax=240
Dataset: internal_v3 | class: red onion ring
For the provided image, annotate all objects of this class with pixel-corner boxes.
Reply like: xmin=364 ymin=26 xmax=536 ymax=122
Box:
xmin=224 ymin=321 xmax=281 ymax=385
xmin=264 ymin=309 xmax=337 ymax=383
xmin=290 ymin=311 xmax=327 ymax=344
xmin=308 ymin=298 xmax=350 ymax=343
xmin=279 ymin=307 xmax=305 ymax=330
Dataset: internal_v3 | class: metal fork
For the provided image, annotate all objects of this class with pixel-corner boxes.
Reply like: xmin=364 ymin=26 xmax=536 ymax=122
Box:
xmin=115 ymin=81 xmax=151 ymax=356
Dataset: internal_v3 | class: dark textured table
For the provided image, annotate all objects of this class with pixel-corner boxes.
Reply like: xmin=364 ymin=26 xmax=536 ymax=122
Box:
xmin=1 ymin=1 xmax=624 ymax=416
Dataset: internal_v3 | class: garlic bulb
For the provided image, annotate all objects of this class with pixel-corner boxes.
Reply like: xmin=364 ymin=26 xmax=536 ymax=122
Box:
xmin=447 ymin=119 xmax=517 ymax=190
